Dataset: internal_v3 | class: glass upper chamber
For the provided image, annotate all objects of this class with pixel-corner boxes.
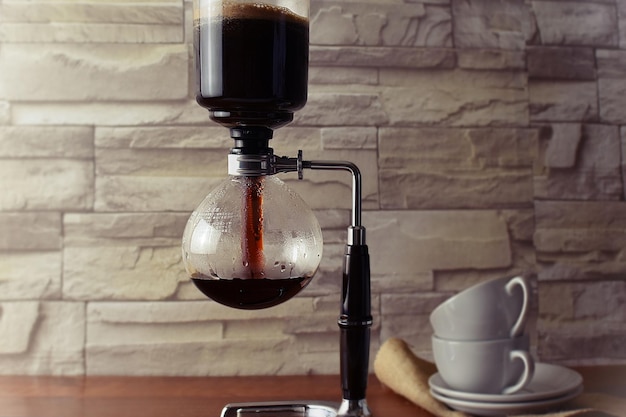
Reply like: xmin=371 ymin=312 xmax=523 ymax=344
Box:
xmin=182 ymin=175 xmax=323 ymax=309
xmin=193 ymin=0 xmax=310 ymax=130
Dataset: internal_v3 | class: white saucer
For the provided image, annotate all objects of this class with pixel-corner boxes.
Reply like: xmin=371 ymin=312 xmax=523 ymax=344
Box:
xmin=430 ymin=385 xmax=583 ymax=417
xmin=429 ymin=363 xmax=583 ymax=403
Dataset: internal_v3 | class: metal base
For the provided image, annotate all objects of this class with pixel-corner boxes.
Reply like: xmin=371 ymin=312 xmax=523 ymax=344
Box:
xmin=337 ymin=399 xmax=371 ymax=417
xmin=219 ymin=399 xmax=372 ymax=417
xmin=220 ymin=401 xmax=339 ymax=417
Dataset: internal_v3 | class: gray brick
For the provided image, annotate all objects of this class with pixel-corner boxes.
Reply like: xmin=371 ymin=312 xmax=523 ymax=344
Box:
xmin=0 ymin=126 xmax=94 ymax=158
xmin=532 ymin=1 xmax=618 ymax=47
xmin=0 ymin=44 xmax=188 ymax=101
xmin=0 ymin=252 xmax=62 ymax=300
xmin=380 ymin=70 xmax=528 ymax=127
xmin=0 ymin=213 xmax=62 ymax=250
xmin=0 ymin=160 xmax=94 ymax=211
xmin=528 ymin=47 xmax=596 ymax=80
xmin=0 ymin=302 xmax=85 ymax=375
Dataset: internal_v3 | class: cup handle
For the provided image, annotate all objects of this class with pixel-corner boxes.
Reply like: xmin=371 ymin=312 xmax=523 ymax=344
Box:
xmin=505 ymin=276 xmax=529 ymax=338
xmin=502 ymin=350 xmax=535 ymax=395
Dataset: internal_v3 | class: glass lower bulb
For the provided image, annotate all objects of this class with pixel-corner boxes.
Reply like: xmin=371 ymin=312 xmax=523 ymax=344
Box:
xmin=182 ymin=175 xmax=323 ymax=309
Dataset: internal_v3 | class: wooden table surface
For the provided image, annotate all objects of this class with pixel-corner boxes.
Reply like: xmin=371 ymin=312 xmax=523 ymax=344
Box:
xmin=0 ymin=366 xmax=624 ymax=417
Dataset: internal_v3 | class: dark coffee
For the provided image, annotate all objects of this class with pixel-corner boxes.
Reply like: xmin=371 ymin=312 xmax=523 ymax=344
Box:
xmin=194 ymin=3 xmax=309 ymax=130
xmin=191 ymin=275 xmax=312 ymax=310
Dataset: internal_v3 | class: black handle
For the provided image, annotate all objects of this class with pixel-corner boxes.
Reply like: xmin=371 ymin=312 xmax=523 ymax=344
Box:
xmin=339 ymin=244 xmax=372 ymax=401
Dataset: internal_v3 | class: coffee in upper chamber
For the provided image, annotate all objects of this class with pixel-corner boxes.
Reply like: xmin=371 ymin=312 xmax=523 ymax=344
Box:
xmin=194 ymin=2 xmax=309 ymax=130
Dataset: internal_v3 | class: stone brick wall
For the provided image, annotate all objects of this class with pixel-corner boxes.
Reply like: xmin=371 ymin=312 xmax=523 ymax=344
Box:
xmin=0 ymin=0 xmax=625 ymax=376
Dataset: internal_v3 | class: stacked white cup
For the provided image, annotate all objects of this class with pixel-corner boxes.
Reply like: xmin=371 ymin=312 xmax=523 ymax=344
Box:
xmin=430 ymin=276 xmax=534 ymax=395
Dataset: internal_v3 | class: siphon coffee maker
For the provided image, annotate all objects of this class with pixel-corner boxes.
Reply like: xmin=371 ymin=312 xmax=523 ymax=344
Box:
xmin=182 ymin=0 xmax=373 ymax=416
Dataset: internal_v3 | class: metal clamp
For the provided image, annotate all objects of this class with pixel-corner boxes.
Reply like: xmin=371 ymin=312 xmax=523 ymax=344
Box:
xmin=228 ymin=150 xmax=303 ymax=179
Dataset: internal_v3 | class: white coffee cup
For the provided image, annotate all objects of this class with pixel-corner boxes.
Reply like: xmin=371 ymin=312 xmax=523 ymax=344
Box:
xmin=430 ymin=275 xmax=530 ymax=340
xmin=432 ymin=334 xmax=535 ymax=395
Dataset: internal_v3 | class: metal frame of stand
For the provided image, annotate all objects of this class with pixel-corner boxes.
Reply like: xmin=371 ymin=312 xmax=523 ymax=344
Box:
xmin=226 ymin=150 xmax=373 ymax=417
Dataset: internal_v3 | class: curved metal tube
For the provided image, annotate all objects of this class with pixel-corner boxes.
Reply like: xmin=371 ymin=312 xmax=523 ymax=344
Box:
xmin=303 ymin=160 xmax=362 ymax=229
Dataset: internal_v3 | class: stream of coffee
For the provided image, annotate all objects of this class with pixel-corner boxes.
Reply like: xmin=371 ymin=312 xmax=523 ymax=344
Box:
xmin=241 ymin=176 xmax=265 ymax=278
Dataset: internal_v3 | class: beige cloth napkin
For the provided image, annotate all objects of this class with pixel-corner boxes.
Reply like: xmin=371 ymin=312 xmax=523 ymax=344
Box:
xmin=373 ymin=338 xmax=625 ymax=417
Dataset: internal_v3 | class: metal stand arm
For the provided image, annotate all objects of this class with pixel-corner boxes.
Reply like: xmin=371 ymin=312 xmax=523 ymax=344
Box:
xmin=307 ymin=160 xmax=372 ymax=417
